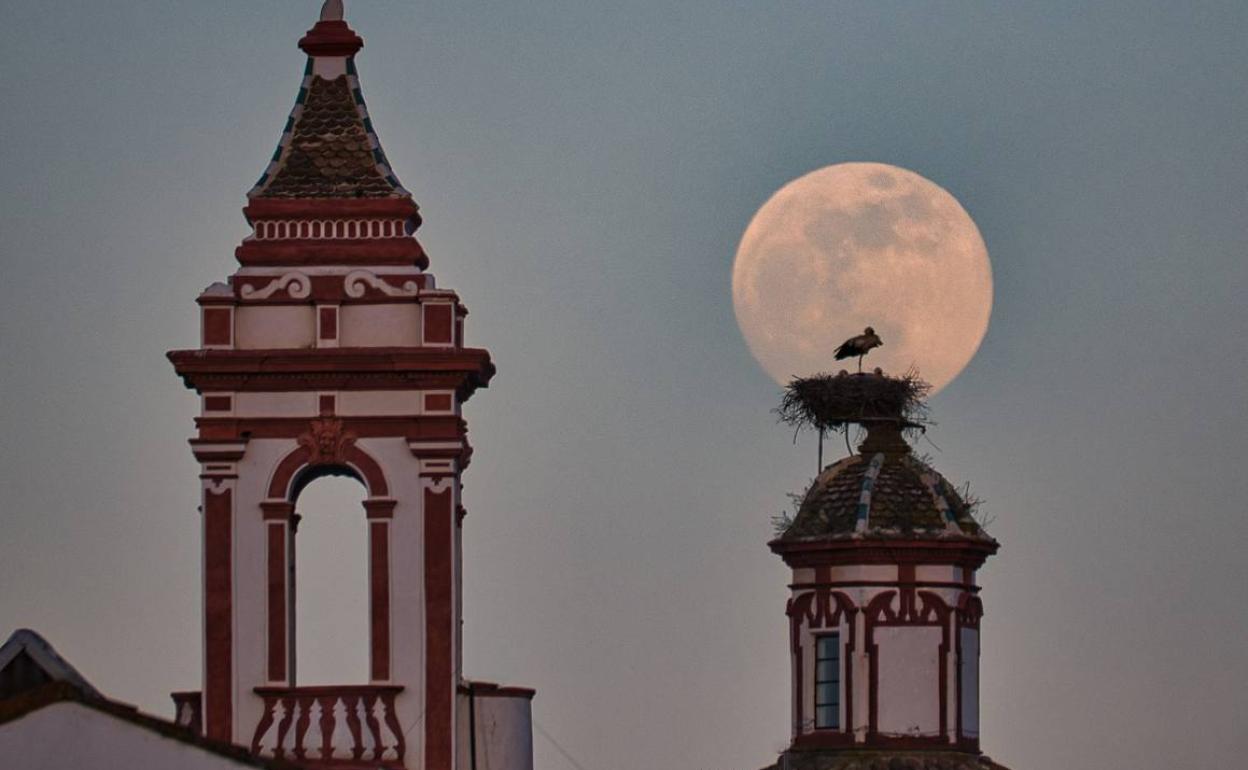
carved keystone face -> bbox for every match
[315,422,338,455]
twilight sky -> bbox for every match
[2,2,1247,769]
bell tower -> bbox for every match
[167,4,516,768]
[765,373,1012,770]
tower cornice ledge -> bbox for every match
[760,748,1012,770]
[770,536,999,570]
[168,347,495,397]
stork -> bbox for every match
[834,326,883,372]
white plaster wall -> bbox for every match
[456,695,534,770]
[0,703,259,770]
[915,565,960,583]
[356,436,432,766]
[828,565,895,583]
[235,306,315,349]
[340,304,421,347]
[338,390,424,416]
[233,392,318,417]
[959,628,979,737]
[230,438,296,744]
[313,56,348,79]
[874,626,943,736]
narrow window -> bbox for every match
[814,633,840,729]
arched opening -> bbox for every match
[290,471,370,685]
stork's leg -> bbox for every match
[857,354,864,373]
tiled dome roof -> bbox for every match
[777,426,990,542]
[250,70,409,200]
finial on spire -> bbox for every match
[300,0,362,57]
[320,0,344,22]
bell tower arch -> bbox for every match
[168,4,499,768]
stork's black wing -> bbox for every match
[834,338,861,360]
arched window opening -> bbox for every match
[291,473,370,685]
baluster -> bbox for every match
[385,692,406,761]
[343,694,364,760]
[255,698,284,757]
[279,699,302,758]
[357,695,378,759]
[330,697,353,759]
[303,698,324,759]
[373,696,399,760]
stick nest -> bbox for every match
[774,369,931,435]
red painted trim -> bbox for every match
[189,439,247,463]
[459,682,537,700]
[203,486,233,741]
[423,305,453,344]
[253,685,404,697]
[169,347,495,398]
[169,691,203,735]
[791,732,857,749]
[202,309,232,347]
[424,484,454,769]
[955,612,963,742]
[197,415,463,442]
[345,445,389,497]
[267,447,312,500]
[261,500,295,521]
[771,538,998,569]
[318,394,336,415]
[786,593,812,734]
[298,20,364,57]
[265,443,389,500]
[244,198,419,221]
[267,523,287,683]
[370,520,390,681]
[938,617,949,737]
[318,307,337,341]
[790,580,980,595]
[183,372,485,396]
[204,395,233,412]
[236,238,428,270]
[845,606,856,736]
[364,499,397,519]
[424,393,452,412]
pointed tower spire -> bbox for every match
[241,0,425,268]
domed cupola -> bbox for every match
[780,427,991,542]
[764,372,1010,770]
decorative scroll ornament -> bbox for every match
[298,417,358,466]
[344,269,420,298]
[240,272,312,300]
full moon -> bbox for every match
[732,162,992,393]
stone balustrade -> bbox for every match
[251,685,404,767]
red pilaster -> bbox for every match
[424,483,455,768]
[204,485,233,741]
[365,498,396,683]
